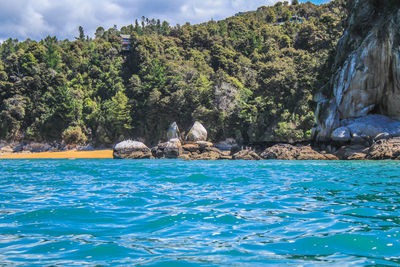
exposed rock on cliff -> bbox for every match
[315,0,400,141]
[113,140,152,159]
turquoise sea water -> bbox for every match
[1,160,400,266]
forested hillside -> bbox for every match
[0,0,347,146]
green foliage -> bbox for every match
[0,0,347,144]
[62,125,87,145]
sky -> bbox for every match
[0,0,331,41]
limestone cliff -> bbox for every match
[315,0,400,142]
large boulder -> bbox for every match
[186,121,207,142]
[113,140,152,159]
[152,138,182,158]
[367,138,400,160]
[327,115,400,144]
[261,144,338,160]
[164,138,182,158]
[167,122,180,140]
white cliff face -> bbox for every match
[315,3,400,141]
[334,29,400,120]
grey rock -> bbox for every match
[374,132,391,141]
[186,121,207,141]
[153,138,182,158]
[113,140,152,159]
[215,138,237,151]
[24,142,52,152]
[331,127,351,142]
[167,122,180,141]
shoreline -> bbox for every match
[1,137,400,160]
[0,150,399,160]
[0,150,113,159]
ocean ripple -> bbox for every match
[0,159,400,265]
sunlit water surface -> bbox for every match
[0,159,400,266]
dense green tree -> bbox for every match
[0,0,348,145]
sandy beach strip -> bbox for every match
[0,150,113,159]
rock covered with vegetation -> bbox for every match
[0,0,347,147]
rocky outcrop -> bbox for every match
[186,121,207,142]
[180,141,230,160]
[232,150,262,160]
[167,122,180,140]
[315,1,400,142]
[24,142,53,153]
[152,138,182,159]
[261,144,338,160]
[113,140,152,159]
[367,138,400,160]
[335,145,368,160]
[152,140,231,160]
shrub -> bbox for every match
[62,126,87,145]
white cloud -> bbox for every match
[0,0,300,40]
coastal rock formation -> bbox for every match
[152,138,182,158]
[261,144,338,160]
[24,142,53,153]
[0,145,14,154]
[232,150,262,160]
[367,138,400,160]
[315,1,400,142]
[113,140,152,159]
[180,141,229,160]
[335,145,368,160]
[152,139,230,160]
[167,122,180,140]
[215,138,237,151]
[186,121,207,142]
